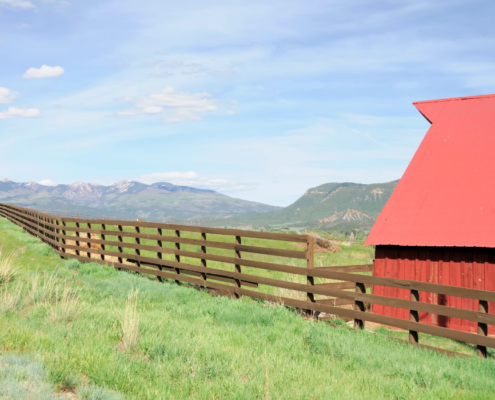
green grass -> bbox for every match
[1,216,495,399]
[60,221,374,300]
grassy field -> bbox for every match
[1,216,495,399]
[60,221,375,300]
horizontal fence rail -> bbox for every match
[1,203,494,358]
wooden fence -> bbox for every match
[1,203,495,358]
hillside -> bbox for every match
[186,180,399,231]
[0,179,280,221]
[0,216,493,398]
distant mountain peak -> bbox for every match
[111,180,136,193]
[0,178,279,221]
[1,178,11,182]
[189,180,399,230]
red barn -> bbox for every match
[365,94,495,333]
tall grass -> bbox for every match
[119,288,140,351]
[0,250,17,286]
[0,282,24,313]
[50,285,84,324]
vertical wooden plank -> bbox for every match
[36,213,40,236]
[100,224,106,262]
[48,218,54,247]
[477,300,488,358]
[156,228,163,282]
[135,226,141,268]
[486,250,495,336]
[61,221,67,256]
[117,225,124,268]
[51,218,56,244]
[75,222,81,256]
[234,235,241,299]
[354,282,366,329]
[86,223,92,259]
[409,289,420,343]
[55,220,61,251]
[306,235,315,316]
[175,230,181,285]
[39,213,43,239]
[201,233,208,289]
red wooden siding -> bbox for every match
[373,245,495,333]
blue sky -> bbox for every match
[1,0,494,206]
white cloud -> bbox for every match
[116,87,218,123]
[37,179,59,186]
[0,106,40,119]
[0,0,34,8]
[0,87,19,104]
[142,106,163,114]
[22,65,64,79]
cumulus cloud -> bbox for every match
[0,106,40,119]
[0,0,34,8]
[134,171,248,192]
[22,65,64,79]
[116,87,218,123]
[0,87,20,104]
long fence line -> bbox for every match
[1,203,495,358]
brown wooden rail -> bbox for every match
[1,203,495,358]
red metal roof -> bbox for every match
[365,94,495,247]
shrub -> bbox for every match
[65,258,81,270]
[0,354,68,399]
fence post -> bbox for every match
[100,224,106,262]
[75,222,81,256]
[135,226,141,268]
[117,225,123,268]
[49,218,54,247]
[174,230,181,285]
[477,300,488,358]
[354,282,366,329]
[306,235,315,316]
[201,233,208,289]
[55,220,61,252]
[86,223,92,258]
[36,213,41,237]
[44,216,49,242]
[234,235,242,298]
[51,218,56,245]
[409,289,420,343]
[156,228,163,282]
[61,221,67,257]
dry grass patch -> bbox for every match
[118,289,140,351]
[0,251,18,286]
[0,283,23,313]
[276,275,307,302]
[50,286,84,324]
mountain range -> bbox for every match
[0,179,280,220]
[0,178,399,231]
[183,180,399,231]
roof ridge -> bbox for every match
[413,93,495,105]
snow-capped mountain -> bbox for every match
[0,179,280,221]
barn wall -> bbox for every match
[373,245,495,333]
